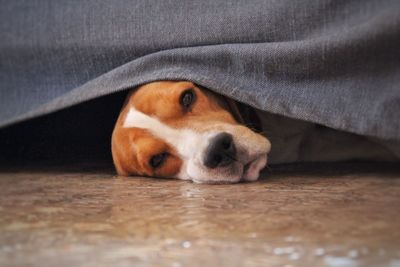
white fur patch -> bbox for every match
[123,108,212,180]
[123,108,187,153]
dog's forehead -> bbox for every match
[122,82,232,143]
[123,107,181,147]
[123,105,209,164]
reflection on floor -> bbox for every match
[0,163,399,267]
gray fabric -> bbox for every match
[1,0,400,142]
[257,110,400,164]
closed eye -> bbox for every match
[149,152,169,169]
[179,89,196,112]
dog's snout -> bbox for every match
[203,132,236,169]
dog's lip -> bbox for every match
[239,152,264,167]
[240,153,268,181]
[242,161,252,175]
[240,165,251,182]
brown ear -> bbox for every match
[222,97,263,133]
[111,88,139,176]
[111,127,129,176]
[223,97,246,124]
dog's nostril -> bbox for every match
[203,133,236,169]
[222,139,231,150]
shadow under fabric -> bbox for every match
[0,0,400,164]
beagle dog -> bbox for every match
[112,81,271,184]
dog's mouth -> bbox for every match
[240,153,268,182]
[243,161,253,177]
[193,152,268,184]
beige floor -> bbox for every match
[0,162,399,267]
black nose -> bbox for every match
[203,133,236,169]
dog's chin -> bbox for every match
[188,153,268,184]
[189,162,243,184]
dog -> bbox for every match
[112,81,271,184]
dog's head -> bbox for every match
[112,81,270,184]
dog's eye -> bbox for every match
[149,152,169,169]
[179,89,196,111]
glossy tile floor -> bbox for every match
[0,163,399,267]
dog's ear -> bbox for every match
[111,128,130,176]
[223,97,263,134]
[223,97,246,124]
[111,89,138,176]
